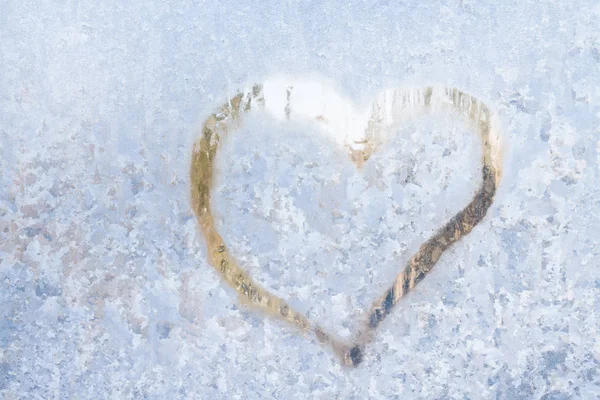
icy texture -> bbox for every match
[213,110,480,338]
[1,0,600,398]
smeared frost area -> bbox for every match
[1,0,600,398]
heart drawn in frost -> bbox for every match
[190,77,503,367]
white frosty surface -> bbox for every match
[1,0,600,399]
[213,110,480,338]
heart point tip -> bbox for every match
[344,345,364,367]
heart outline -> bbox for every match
[190,79,502,366]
